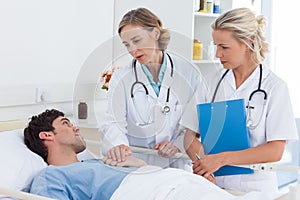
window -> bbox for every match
[262,1,300,117]
[261,0,300,188]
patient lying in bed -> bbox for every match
[24,109,270,200]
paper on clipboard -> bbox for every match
[197,98,254,176]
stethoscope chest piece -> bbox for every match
[161,105,171,114]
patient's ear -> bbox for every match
[39,131,54,141]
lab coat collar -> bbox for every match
[224,64,270,91]
[246,64,270,80]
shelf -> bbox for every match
[192,59,220,64]
[194,12,220,18]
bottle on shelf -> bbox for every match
[213,0,220,14]
[193,39,203,60]
[78,101,88,119]
[199,0,207,13]
[206,0,214,13]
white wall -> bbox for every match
[0,0,113,86]
[0,0,194,122]
[0,0,114,121]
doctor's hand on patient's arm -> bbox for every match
[107,144,132,162]
[154,140,179,158]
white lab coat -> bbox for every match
[99,53,209,170]
[180,65,298,195]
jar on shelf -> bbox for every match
[78,101,88,119]
[193,39,202,60]
[206,0,213,13]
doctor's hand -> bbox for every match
[154,140,180,158]
[107,144,132,162]
[192,154,223,184]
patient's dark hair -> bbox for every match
[24,109,64,162]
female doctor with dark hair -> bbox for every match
[182,8,298,195]
[99,8,208,169]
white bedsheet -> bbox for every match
[111,165,272,200]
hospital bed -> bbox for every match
[0,120,299,200]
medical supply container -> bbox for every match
[193,39,202,60]
[78,101,88,119]
[206,0,213,13]
[213,0,220,14]
[199,0,207,12]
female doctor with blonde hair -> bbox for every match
[99,8,208,169]
[182,7,298,195]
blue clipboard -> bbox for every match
[197,99,254,176]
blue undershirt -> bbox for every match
[141,52,167,96]
[30,159,136,200]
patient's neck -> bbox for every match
[47,148,79,166]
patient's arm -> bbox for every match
[102,156,147,167]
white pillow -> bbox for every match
[0,129,47,193]
[0,128,99,199]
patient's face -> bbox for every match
[52,116,86,154]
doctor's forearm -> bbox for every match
[220,140,286,166]
[184,129,204,161]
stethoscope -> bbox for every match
[212,64,267,129]
[130,52,174,116]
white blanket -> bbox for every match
[111,166,271,200]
